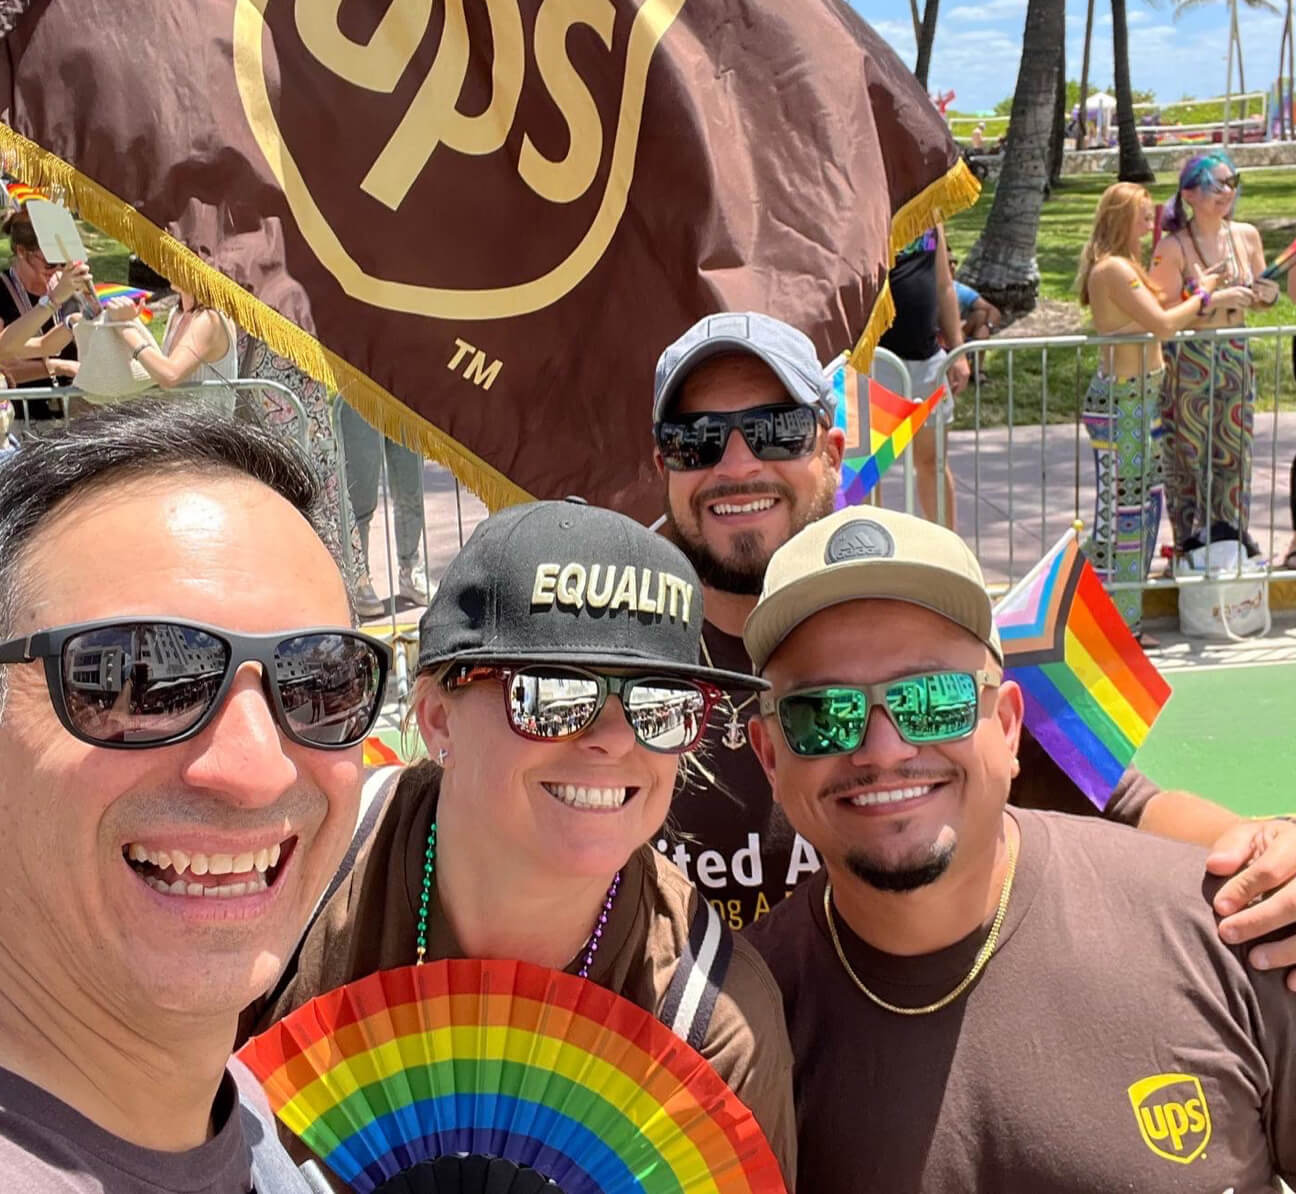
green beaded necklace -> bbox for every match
[413,820,622,975]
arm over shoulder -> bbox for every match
[694,932,798,1189]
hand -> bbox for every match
[1251,278,1279,306]
[946,353,970,397]
[48,359,78,380]
[1187,263,1221,296]
[1211,285,1255,310]
[1208,817,1296,991]
[49,261,91,306]
[102,296,142,323]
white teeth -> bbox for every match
[847,784,936,808]
[128,843,149,863]
[186,882,204,897]
[254,848,270,873]
[125,842,286,879]
[208,854,234,876]
[269,842,281,868]
[232,852,255,874]
[155,850,171,871]
[169,849,190,874]
[544,783,629,810]
[711,498,776,516]
[141,872,268,898]
[190,852,209,876]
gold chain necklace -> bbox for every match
[700,632,760,750]
[823,834,1017,1016]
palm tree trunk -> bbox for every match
[1112,0,1155,181]
[1077,0,1096,149]
[1288,0,1294,139]
[909,0,922,45]
[1223,0,1236,143]
[914,0,941,89]
[1048,39,1067,185]
[957,0,1066,316]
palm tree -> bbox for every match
[957,0,1066,315]
[1112,0,1155,181]
[914,0,941,88]
[1048,44,1067,185]
[1076,0,1097,148]
[1173,0,1279,143]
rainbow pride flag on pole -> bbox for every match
[93,283,154,323]
[994,530,1172,809]
[2,180,46,208]
[829,358,944,508]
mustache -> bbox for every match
[106,787,325,838]
[818,769,958,801]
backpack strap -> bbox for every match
[660,898,734,1052]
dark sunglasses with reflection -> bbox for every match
[0,618,391,749]
[442,662,723,753]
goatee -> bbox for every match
[845,840,955,893]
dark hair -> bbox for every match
[2,211,39,254]
[0,401,348,704]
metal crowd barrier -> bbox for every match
[3,378,312,452]
[934,324,1296,600]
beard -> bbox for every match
[664,457,839,596]
[845,838,955,892]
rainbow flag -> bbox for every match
[1261,236,1296,280]
[994,531,1172,808]
[361,735,399,768]
[830,359,944,508]
[2,180,46,207]
[93,282,154,324]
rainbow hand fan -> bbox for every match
[239,960,786,1194]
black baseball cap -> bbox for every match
[417,500,764,691]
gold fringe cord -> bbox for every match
[848,157,982,373]
[0,124,532,511]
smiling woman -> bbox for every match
[256,498,798,1187]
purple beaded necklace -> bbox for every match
[415,820,622,977]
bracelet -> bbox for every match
[1198,288,1212,313]
[131,342,149,361]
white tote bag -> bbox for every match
[1176,539,1271,640]
[72,315,155,401]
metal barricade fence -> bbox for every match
[934,324,1296,603]
[2,378,312,453]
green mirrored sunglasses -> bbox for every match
[759,669,1001,756]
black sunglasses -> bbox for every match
[654,402,821,471]
[0,618,391,750]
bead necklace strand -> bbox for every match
[415,820,621,978]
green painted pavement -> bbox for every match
[1134,664,1296,818]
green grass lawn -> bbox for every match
[943,169,1296,428]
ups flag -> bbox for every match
[0,1,977,519]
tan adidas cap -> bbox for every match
[743,506,1002,670]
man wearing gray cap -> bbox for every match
[649,311,1296,962]
[742,506,1296,1191]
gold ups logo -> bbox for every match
[1128,1073,1212,1164]
[233,0,684,320]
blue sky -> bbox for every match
[849,0,1288,116]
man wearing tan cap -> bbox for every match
[743,507,1296,1191]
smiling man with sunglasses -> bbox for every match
[743,506,1296,1191]
[0,402,387,1191]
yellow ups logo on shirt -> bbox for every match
[1128,1073,1212,1164]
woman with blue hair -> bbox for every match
[1150,152,1279,557]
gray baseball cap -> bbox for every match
[652,312,836,425]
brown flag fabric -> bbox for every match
[0,1,976,520]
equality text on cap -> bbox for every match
[531,562,695,624]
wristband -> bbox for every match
[131,342,149,361]
[1198,288,1212,313]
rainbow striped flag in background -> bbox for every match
[993,530,1172,809]
[829,358,944,508]
[2,179,46,207]
[93,282,154,323]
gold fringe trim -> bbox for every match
[848,157,982,373]
[0,124,531,512]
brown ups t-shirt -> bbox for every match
[745,808,1296,1193]
[662,622,1157,931]
[257,762,797,1187]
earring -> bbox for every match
[1010,755,1020,777]
[436,748,448,767]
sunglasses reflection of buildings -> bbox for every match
[512,681,700,744]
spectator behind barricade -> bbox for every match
[970,123,985,151]
[0,398,16,462]
[877,223,969,528]
[1075,183,1220,640]
[337,404,434,617]
[0,209,82,392]
[947,253,1000,359]
[97,289,239,415]
[1149,152,1278,560]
